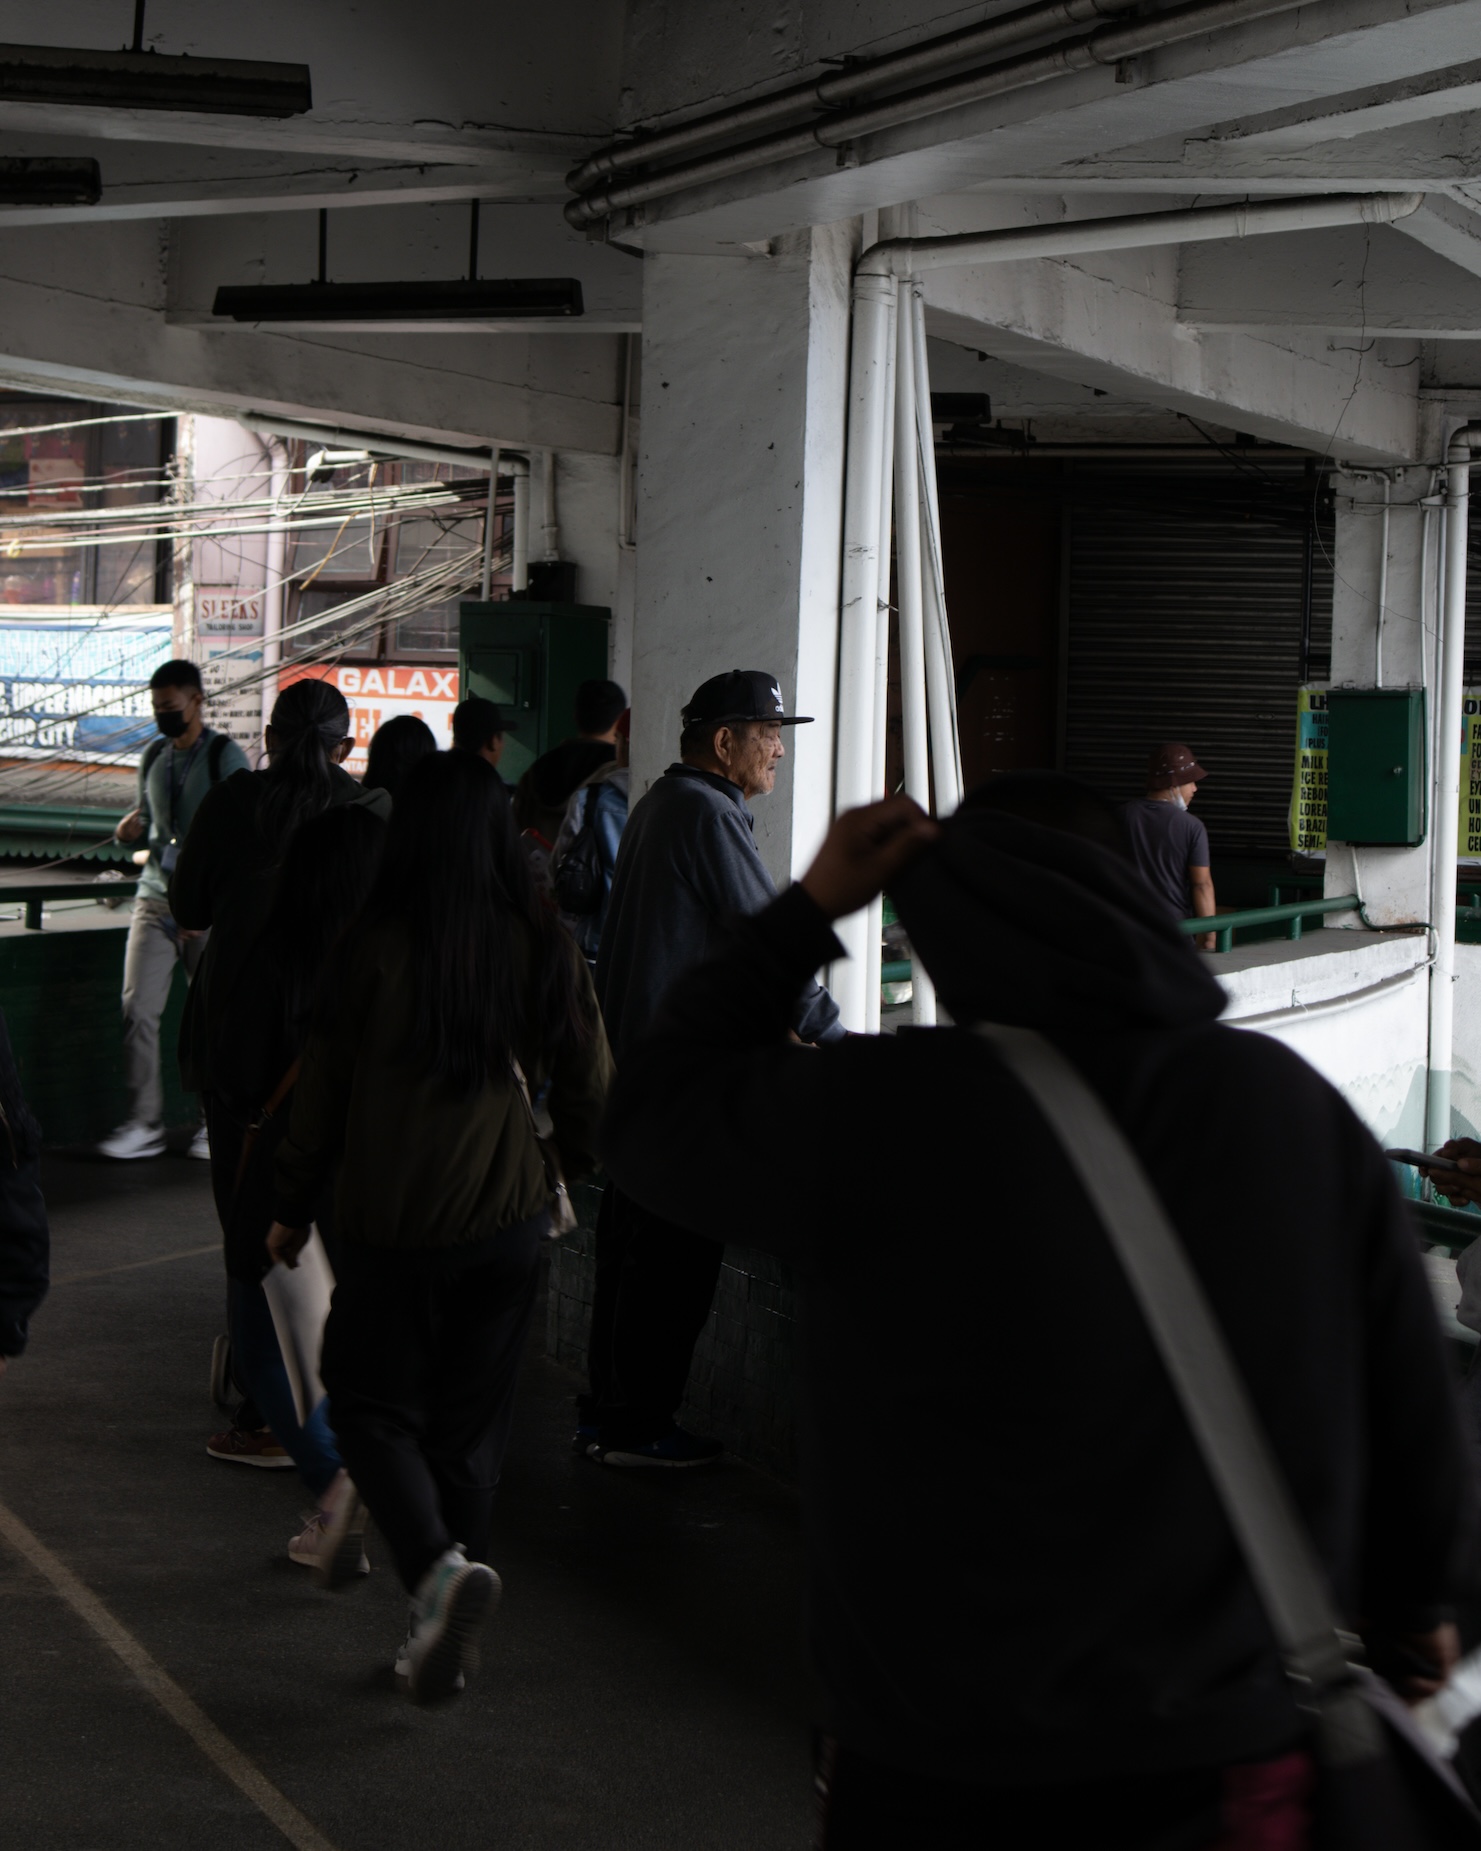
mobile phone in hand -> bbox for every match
[1385,1147,1461,1173]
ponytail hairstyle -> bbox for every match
[259,678,352,846]
[363,749,588,1091]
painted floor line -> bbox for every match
[0,1496,340,1851]
[50,1243,218,1285]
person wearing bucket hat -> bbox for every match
[1119,742,1217,949]
[579,669,843,1469]
[601,779,1473,1845]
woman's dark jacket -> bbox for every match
[169,766,390,1097]
[273,916,612,1250]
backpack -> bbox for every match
[141,730,232,789]
[552,786,605,918]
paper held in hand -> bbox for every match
[262,1230,335,1429]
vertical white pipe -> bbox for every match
[893,281,937,1026]
[512,467,531,594]
[832,269,897,1030]
[478,444,502,602]
[259,436,288,746]
[910,288,962,813]
[864,289,897,1036]
[1374,474,1390,687]
[541,449,560,560]
[1429,433,1477,1148]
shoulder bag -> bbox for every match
[976,1021,1481,1850]
[511,1059,578,1239]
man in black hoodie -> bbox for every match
[601,774,1474,1846]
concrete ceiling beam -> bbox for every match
[918,246,1419,462]
[1393,194,1481,281]
[624,0,1481,250]
[0,221,623,454]
[1179,221,1481,336]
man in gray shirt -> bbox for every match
[583,669,843,1467]
[99,659,249,1160]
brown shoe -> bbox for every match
[206,1425,294,1468]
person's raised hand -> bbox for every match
[800,796,940,923]
[1432,1139,1481,1209]
[267,1221,310,1270]
[115,809,145,844]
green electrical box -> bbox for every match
[458,600,611,787]
[1325,687,1427,846]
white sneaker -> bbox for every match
[96,1121,166,1161]
[187,1123,210,1161]
[394,1628,463,1693]
[400,1548,500,1702]
[287,1472,370,1584]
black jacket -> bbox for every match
[601,812,1475,1785]
[170,765,390,1095]
[0,1012,47,1358]
[595,763,842,1063]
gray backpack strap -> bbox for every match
[973,1021,1354,1698]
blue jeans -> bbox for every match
[227,1276,342,1501]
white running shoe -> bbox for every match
[187,1123,210,1160]
[288,1472,370,1584]
[401,1548,500,1702]
[96,1121,167,1161]
[394,1629,463,1693]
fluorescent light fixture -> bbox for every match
[211,278,585,323]
[0,43,311,117]
[0,157,100,205]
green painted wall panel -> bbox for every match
[0,924,195,1146]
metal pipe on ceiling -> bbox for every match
[237,413,528,478]
[566,0,1141,193]
[566,0,1313,227]
[859,191,1424,277]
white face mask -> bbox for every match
[1167,789,1187,811]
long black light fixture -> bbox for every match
[0,157,101,205]
[212,204,585,323]
[0,3,310,118]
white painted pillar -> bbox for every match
[631,223,856,896]
[259,436,289,741]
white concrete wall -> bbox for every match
[1216,934,1430,1146]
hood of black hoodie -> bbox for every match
[890,808,1227,1034]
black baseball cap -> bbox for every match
[680,669,813,727]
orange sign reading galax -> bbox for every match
[279,662,459,776]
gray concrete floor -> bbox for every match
[0,1157,815,1851]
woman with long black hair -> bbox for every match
[171,679,390,1476]
[268,750,611,1701]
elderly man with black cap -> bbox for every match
[1120,741,1217,949]
[581,668,844,1468]
[601,777,1474,1845]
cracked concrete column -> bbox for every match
[629,222,856,888]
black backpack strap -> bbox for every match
[206,731,229,786]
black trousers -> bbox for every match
[584,1183,724,1446]
[814,1738,1229,1851]
[320,1217,545,1593]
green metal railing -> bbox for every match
[0,876,139,930]
[1175,895,1361,954]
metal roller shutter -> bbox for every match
[1063,466,1332,855]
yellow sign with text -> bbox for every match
[1290,686,1328,854]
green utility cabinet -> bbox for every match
[1326,687,1427,846]
[458,600,611,786]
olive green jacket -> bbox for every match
[273,916,612,1249]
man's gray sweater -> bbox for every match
[595,762,843,1064]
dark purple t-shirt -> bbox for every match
[1118,798,1210,920]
